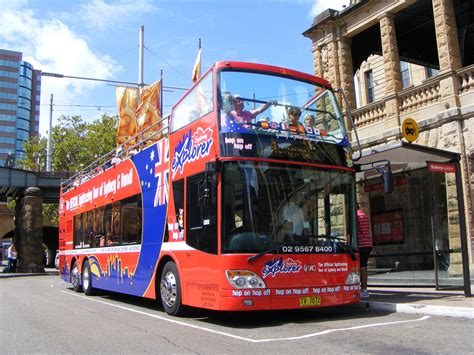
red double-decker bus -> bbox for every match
[58,61,360,316]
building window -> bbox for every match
[365,70,375,104]
[400,61,410,88]
[426,67,439,78]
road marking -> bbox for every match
[60,290,430,343]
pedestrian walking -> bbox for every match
[356,203,372,298]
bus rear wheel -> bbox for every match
[71,261,82,293]
[160,261,184,316]
[82,260,96,296]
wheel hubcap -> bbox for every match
[71,264,79,287]
[160,271,177,307]
[83,266,90,290]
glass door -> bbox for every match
[428,162,464,289]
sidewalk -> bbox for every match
[357,287,474,319]
[1,267,473,319]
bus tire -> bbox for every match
[160,261,184,316]
[82,260,96,296]
[71,261,82,293]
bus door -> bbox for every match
[181,170,219,307]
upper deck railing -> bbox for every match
[61,114,170,192]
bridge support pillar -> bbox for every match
[16,187,44,273]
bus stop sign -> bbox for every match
[402,118,419,142]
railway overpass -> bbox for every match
[0,167,71,272]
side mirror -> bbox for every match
[382,170,393,194]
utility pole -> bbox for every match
[46,93,53,171]
[139,25,145,88]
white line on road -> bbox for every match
[60,290,430,343]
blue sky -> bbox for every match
[0,0,347,136]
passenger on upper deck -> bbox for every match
[303,114,315,130]
[230,95,276,124]
[111,147,122,165]
[285,106,305,134]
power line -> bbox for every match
[40,104,116,108]
[144,46,189,82]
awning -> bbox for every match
[354,141,460,180]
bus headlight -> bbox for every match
[226,270,266,289]
[344,270,360,285]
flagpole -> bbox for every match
[160,69,163,118]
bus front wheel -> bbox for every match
[160,261,184,316]
[71,261,82,293]
[82,260,96,296]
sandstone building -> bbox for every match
[304,0,473,289]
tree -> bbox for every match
[19,114,118,173]
[17,114,118,229]
[17,136,47,171]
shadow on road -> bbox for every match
[66,286,393,329]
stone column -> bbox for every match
[312,44,323,79]
[338,36,356,130]
[327,39,341,90]
[16,187,44,273]
[433,0,472,262]
[433,0,461,72]
[379,12,402,131]
[432,0,462,109]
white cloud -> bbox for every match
[310,0,350,18]
[0,3,122,135]
[79,0,160,31]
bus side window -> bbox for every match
[169,179,185,242]
[186,172,217,254]
[120,195,142,244]
[73,214,83,248]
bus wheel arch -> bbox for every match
[158,259,185,316]
[70,258,82,293]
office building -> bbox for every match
[0,49,41,167]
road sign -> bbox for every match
[402,118,419,142]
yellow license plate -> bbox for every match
[299,296,321,307]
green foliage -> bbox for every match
[17,136,47,171]
[43,204,59,226]
[20,114,118,173]
[6,198,16,211]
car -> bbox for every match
[55,250,59,269]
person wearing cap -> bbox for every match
[230,95,276,124]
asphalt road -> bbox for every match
[1,275,473,354]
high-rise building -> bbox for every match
[0,49,41,167]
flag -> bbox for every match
[136,80,163,144]
[192,48,201,83]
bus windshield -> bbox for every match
[219,69,346,143]
[222,161,354,254]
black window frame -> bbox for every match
[186,172,218,254]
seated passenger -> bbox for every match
[230,95,276,124]
[285,106,305,134]
[303,113,316,133]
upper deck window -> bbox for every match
[171,72,213,133]
[219,70,346,143]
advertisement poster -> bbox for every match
[371,210,404,245]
